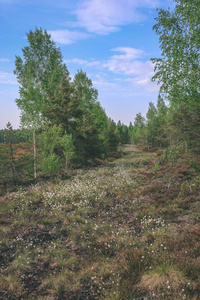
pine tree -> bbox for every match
[43,72,82,134]
[133,113,146,145]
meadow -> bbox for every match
[0,145,199,299]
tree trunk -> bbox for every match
[66,157,68,169]
[9,142,16,184]
[184,140,188,153]
[33,128,37,178]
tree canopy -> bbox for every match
[151,0,200,107]
[14,27,67,129]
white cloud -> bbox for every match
[65,58,101,67]
[87,61,101,67]
[104,47,149,75]
[104,47,152,74]
[48,29,89,44]
[0,58,10,62]
[126,76,159,92]
[73,0,159,34]
[65,58,88,65]
[0,72,17,84]
[111,47,144,60]
[105,58,154,76]
[103,47,159,91]
[93,74,119,90]
[64,47,159,92]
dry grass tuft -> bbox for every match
[139,264,186,291]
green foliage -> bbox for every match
[128,94,168,149]
[161,149,168,163]
[161,147,179,166]
[132,113,146,145]
[73,69,98,107]
[167,104,200,153]
[116,121,130,144]
[0,130,4,143]
[189,161,200,172]
[0,122,17,185]
[167,148,179,166]
[107,119,120,153]
[38,125,64,176]
[14,28,68,177]
[0,129,30,144]
[151,0,200,155]
[41,153,62,175]
[153,161,161,172]
[61,134,74,160]
[61,134,75,170]
[42,72,81,133]
[39,125,62,156]
[38,125,76,176]
[145,95,169,148]
[146,102,158,147]
[14,27,67,118]
[152,0,200,106]
[194,176,200,189]
[71,70,111,164]
[0,123,34,190]
[179,181,191,198]
[15,151,34,183]
[10,27,122,181]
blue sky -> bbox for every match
[0,0,174,129]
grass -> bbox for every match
[139,262,186,289]
[0,145,199,299]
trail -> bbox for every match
[0,145,199,299]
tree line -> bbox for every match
[130,0,200,161]
[0,118,130,187]
[1,0,199,188]
[0,27,131,187]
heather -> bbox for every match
[0,145,199,299]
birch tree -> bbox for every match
[14,28,67,178]
[152,0,200,152]
[151,0,200,107]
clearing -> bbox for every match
[0,145,199,299]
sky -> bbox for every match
[0,0,174,129]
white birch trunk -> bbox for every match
[33,128,37,178]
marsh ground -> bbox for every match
[0,145,199,299]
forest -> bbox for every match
[0,0,200,299]
[0,26,132,189]
[1,0,200,190]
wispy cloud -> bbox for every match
[92,74,120,90]
[65,58,88,65]
[65,58,101,67]
[0,72,17,84]
[73,0,159,34]
[48,29,89,44]
[103,47,159,91]
[0,58,10,62]
[111,47,144,60]
[103,47,147,74]
[64,47,159,91]
[126,76,159,92]
[63,46,159,91]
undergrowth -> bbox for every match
[0,145,199,299]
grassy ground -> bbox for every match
[0,145,199,299]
